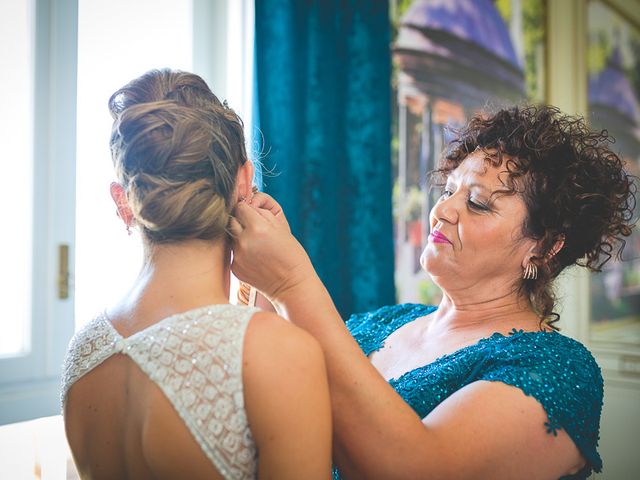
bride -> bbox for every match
[61,69,332,479]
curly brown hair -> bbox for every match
[434,105,636,329]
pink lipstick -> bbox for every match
[429,230,452,245]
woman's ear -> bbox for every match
[521,234,565,269]
[235,160,256,202]
[521,240,539,270]
[547,235,565,259]
[110,182,134,228]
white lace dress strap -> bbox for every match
[61,313,120,406]
[61,304,260,480]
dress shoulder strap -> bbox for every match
[123,304,260,479]
[61,313,119,407]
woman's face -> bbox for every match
[421,152,536,294]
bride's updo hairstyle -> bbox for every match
[108,69,248,243]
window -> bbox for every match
[0,0,77,425]
[0,0,254,426]
[390,0,546,305]
[75,0,194,327]
[0,0,34,359]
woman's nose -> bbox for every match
[430,194,459,225]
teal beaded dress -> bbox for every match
[341,303,603,479]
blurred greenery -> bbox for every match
[419,278,443,306]
[587,31,611,75]
[496,0,546,102]
[522,0,545,101]
[495,0,511,20]
[628,36,640,101]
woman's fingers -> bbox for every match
[251,192,282,216]
[233,200,271,229]
[249,192,291,231]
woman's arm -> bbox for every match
[243,311,333,479]
[232,200,437,476]
[231,198,585,479]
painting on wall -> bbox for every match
[587,0,640,346]
[391,0,546,304]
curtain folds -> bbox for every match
[254,0,395,317]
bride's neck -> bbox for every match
[120,238,232,317]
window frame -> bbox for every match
[0,0,254,426]
[0,0,78,425]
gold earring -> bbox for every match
[523,261,538,280]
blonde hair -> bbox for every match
[108,69,247,243]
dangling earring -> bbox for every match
[119,208,134,236]
[523,261,538,280]
[249,185,259,203]
[239,185,260,204]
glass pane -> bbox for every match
[75,0,192,329]
[390,0,546,304]
[587,1,640,346]
[0,0,33,357]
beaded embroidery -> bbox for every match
[61,304,260,480]
[346,304,604,480]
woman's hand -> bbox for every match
[229,193,317,301]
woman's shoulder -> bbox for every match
[346,303,437,356]
[489,330,602,379]
[482,329,604,395]
[478,330,604,473]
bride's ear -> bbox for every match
[235,160,255,202]
[110,182,134,228]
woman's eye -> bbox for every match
[441,189,453,198]
[468,199,489,211]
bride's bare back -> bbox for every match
[65,345,224,479]
[64,304,331,480]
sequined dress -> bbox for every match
[344,303,603,480]
[61,304,260,480]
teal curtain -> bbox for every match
[254,0,395,317]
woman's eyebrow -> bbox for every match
[466,182,492,193]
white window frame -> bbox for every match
[0,0,78,425]
[0,0,254,426]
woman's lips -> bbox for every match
[429,230,452,245]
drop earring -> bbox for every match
[523,261,538,280]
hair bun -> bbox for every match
[109,69,248,243]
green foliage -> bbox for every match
[390,0,416,40]
[627,35,640,102]
[495,0,511,23]
[587,31,611,75]
[522,0,545,102]
[392,184,424,222]
[396,0,414,19]
[418,278,442,306]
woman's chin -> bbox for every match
[420,247,450,274]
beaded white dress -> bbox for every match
[61,304,260,479]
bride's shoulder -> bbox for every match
[243,310,325,371]
[241,310,329,439]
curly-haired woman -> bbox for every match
[231,105,636,479]
[61,69,332,479]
